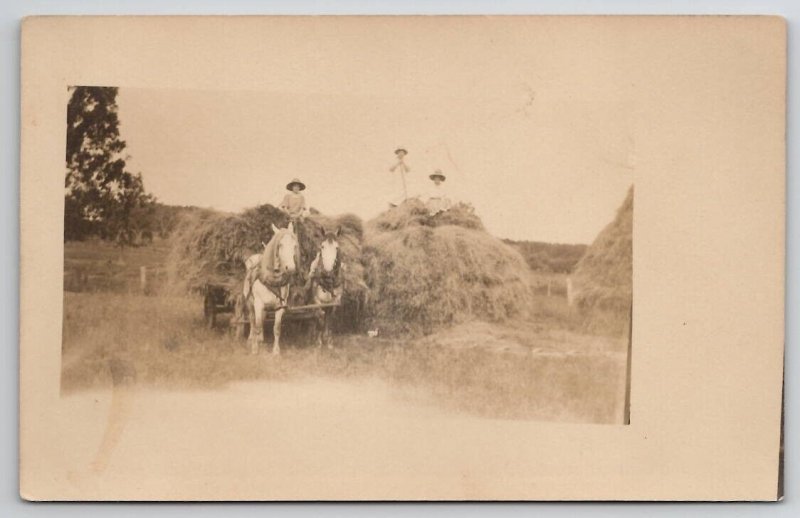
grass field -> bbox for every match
[63,239,172,293]
[62,291,628,424]
[61,241,630,424]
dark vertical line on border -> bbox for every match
[777,370,784,500]
[623,302,633,425]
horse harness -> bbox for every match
[311,248,343,296]
[245,231,298,307]
[258,270,291,307]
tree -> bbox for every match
[104,172,156,253]
[64,86,153,243]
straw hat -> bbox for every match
[286,178,306,191]
[394,147,408,156]
[429,170,446,182]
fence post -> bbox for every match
[140,266,147,294]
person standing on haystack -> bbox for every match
[388,147,410,208]
[426,169,451,215]
[280,178,308,221]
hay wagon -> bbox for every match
[201,282,340,338]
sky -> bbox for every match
[114,21,634,244]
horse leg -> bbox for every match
[272,307,285,355]
[246,298,255,347]
[314,308,325,348]
[324,304,340,349]
[323,308,334,349]
[250,301,264,355]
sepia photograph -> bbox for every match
[60,82,633,431]
[19,15,785,501]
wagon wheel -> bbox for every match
[203,291,216,329]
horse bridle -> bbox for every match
[272,231,299,281]
[314,243,341,295]
[253,231,296,308]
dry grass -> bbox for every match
[165,204,289,293]
[572,186,633,312]
[363,201,534,335]
[392,323,625,422]
[61,291,627,424]
[570,186,633,336]
[368,198,484,232]
[165,204,365,295]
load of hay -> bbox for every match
[166,204,367,329]
[571,186,633,313]
[363,198,533,335]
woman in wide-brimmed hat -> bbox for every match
[429,170,446,182]
[280,178,308,220]
[426,169,451,215]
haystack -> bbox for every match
[571,186,633,312]
[369,198,484,232]
[167,204,295,293]
[363,199,533,335]
[166,205,367,327]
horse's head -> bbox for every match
[319,227,341,273]
[269,222,299,274]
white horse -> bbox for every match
[243,222,299,355]
[306,228,344,348]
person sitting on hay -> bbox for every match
[425,170,451,215]
[280,178,308,221]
